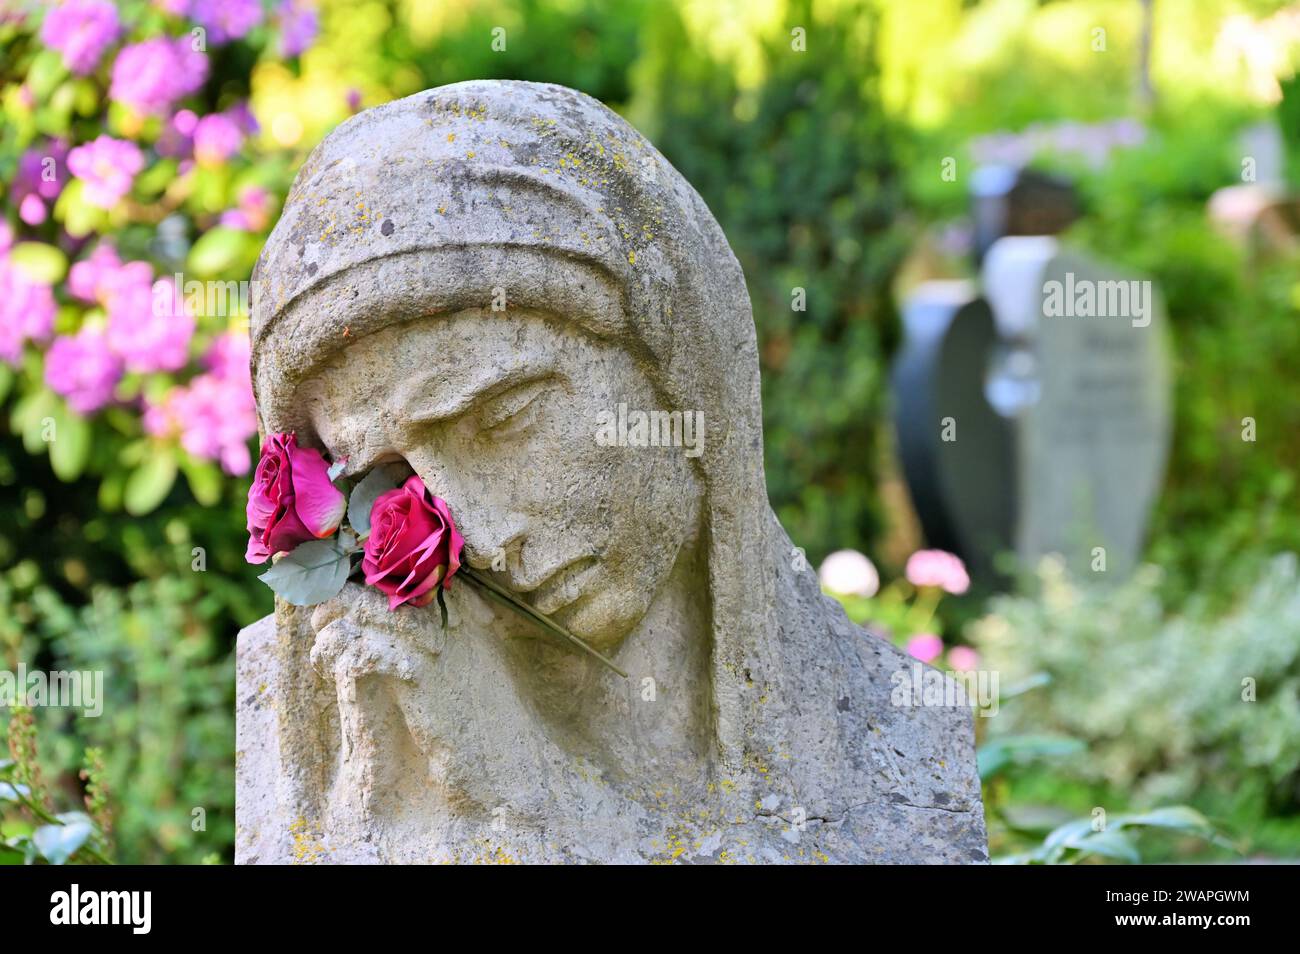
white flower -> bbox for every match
[818,549,879,598]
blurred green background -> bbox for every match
[2,0,1299,863]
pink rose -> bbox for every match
[362,476,464,610]
[245,432,346,564]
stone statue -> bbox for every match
[236,80,987,864]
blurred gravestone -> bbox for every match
[891,281,1016,583]
[892,243,1172,582]
[982,237,1172,578]
[970,165,1080,265]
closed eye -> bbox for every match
[476,378,554,437]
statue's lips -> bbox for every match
[523,557,600,617]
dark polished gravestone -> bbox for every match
[970,165,1080,265]
[892,240,1172,583]
[891,281,1016,583]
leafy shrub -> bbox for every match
[1,570,234,864]
[971,553,1300,853]
[633,0,910,557]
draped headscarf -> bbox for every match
[252,80,779,773]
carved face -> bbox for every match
[303,307,703,652]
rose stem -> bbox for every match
[460,567,628,678]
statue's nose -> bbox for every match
[460,524,527,580]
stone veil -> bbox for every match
[236,79,986,864]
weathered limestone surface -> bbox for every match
[236,80,986,864]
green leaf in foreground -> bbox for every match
[258,538,352,606]
[347,468,398,537]
[32,813,94,865]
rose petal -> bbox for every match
[288,439,346,537]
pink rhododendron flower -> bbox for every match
[244,432,346,563]
[0,261,57,364]
[109,37,208,115]
[905,549,970,595]
[12,141,69,208]
[105,276,195,373]
[219,185,274,231]
[192,112,244,166]
[905,633,944,664]
[40,0,121,75]
[947,646,980,672]
[68,243,144,304]
[144,371,256,474]
[277,0,319,57]
[190,0,264,44]
[157,109,199,158]
[45,326,123,414]
[19,194,47,225]
[144,332,256,475]
[363,476,465,610]
[202,328,252,382]
[67,135,144,208]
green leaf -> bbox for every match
[97,469,125,512]
[1112,806,1214,834]
[180,457,223,507]
[0,781,31,802]
[348,468,398,537]
[135,159,179,200]
[13,388,57,455]
[187,227,247,277]
[48,402,91,482]
[54,180,102,238]
[26,49,66,99]
[1070,829,1140,864]
[977,734,1086,780]
[32,813,93,865]
[124,450,178,515]
[8,242,67,284]
[258,539,351,606]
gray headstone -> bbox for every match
[982,237,1172,577]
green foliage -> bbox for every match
[633,0,910,556]
[972,553,1300,858]
[1,572,236,864]
[3,709,112,865]
[998,806,1230,866]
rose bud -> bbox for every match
[362,475,464,610]
[245,432,346,564]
